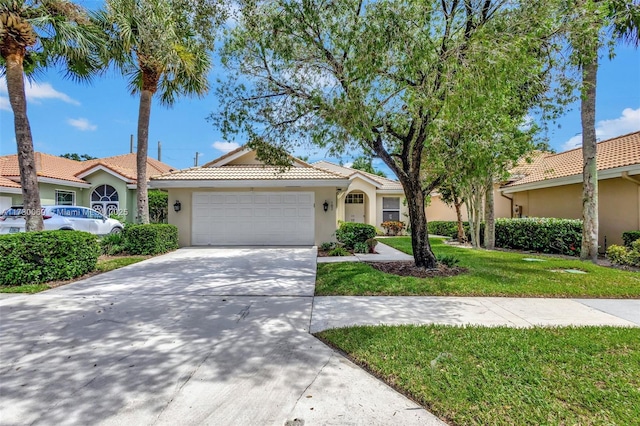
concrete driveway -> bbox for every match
[0,248,441,426]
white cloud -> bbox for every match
[0,77,80,106]
[343,162,353,168]
[67,117,97,131]
[561,107,640,151]
[212,141,240,153]
[0,96,10,111]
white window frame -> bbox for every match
[345,193,364,204]
[382,197,400,221]
[55,189,76,206]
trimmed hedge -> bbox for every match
[0,231,100,286]
[124,224,178,255]
[427,220,484,242]
[427,218,582,255]
[495,217,582,256]
[335,222,376,249]
[622,231,640,248]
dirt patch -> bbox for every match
[368,261,467,278]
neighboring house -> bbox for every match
[312,161,409,227]
[0,152,175,222]
[150,147,351,246]
[501,131,640,248]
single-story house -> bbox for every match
[0,152,175,222]
[150,147,351,246]
[501,131,640,247]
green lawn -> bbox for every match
[318,325,640,426]
[0,256,147,294]
[315,237,640,297]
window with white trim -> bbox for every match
[382,197,400,221]
[55,190,75,206]
[345,193,364,204]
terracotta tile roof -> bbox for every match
[0,152,88,183]
[152,164,347,181]
[505,131,640,187]
[0,175,21,189]
[313,160,404,190]
[0,152,175,185]
[80,153,174,180]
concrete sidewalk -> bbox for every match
[310,296,640,333]
[317,242,413,263]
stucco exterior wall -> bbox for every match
[375,194,408,228]
[167,187,341,247]
[81,170,134,221]
[510,178,639,247]
[339,178,378,227]
[426,195,468,222]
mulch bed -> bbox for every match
[368,261,467,278]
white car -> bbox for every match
[0,205,124,235]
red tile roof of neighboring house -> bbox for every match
[505,131,640,187]
[0,152,175,186]
[0,175,21,189]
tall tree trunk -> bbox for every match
[2,44,43,231]
[484,179,495,250]
[580,57,598,262]
[136,88,153,224]
[403,182,437,269]
[454,200,467,243]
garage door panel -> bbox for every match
[192,191,315,246]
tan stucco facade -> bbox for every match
[334,176,408,230]
[167,186,341,247]
[509,177,640,247]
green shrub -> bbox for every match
[148,190,168,224]
[0,231,100,286]
[427,221,484,243]
[436,254,460,268]
[606,245,628,265]
[494,218,582,256]
[319,241,336,251]
[427,221,459,238]
[124,224,178,255]
[365,238,378,252]
[622,231,640,248]
[335,222,376,249]
[353,242,369,253]
[100,232,126,256]
[328,246,350,256]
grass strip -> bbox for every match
[318,325,640,426]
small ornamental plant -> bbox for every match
[381,220,405,236]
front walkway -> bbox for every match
[311,296,640,332]
[317,242,413,263]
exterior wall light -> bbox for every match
[323,201,329,212]
[173,200,182,212]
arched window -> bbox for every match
[91,185,119,216]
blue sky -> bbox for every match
[0,39,638,178]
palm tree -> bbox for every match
[95,0,223,224]
[567,0,639,262]
[0,0,101,231]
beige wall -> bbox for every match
[167,187,341,247]
[338,177,378,227]
[510,177,640,247]
[426,185,513,223]
[375,193,408,228]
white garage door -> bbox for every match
[192,192,315,246]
